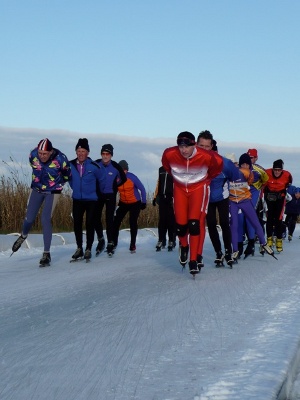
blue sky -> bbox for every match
[1,0,300,146]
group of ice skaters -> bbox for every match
[11,137,147,266]
[10,132,300,276]
[155,130,299,277]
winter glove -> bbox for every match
[140,203,147,210]
[152,198,156,206]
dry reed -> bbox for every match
[0,159,158,233]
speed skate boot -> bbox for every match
[232,251,240,263]
[276,238,283,253]
[167,241,175,251]
[267,236,273,247]
[12,234,27,253]
[95,237,105,256]
[224,251,234,268]
[156,241,163,251]
[72,247,83,260]
[189,260,199,275]
[262,243,277,259]
[244,239,255,259]
[179,245,189,267]
[259,245,265,256]
[106,242,115,257]
[84,248,92,261]
[237,242,243,259]
[39,252,51,267]
[129,243,136,253]
[288,234,293,242]
[197,254,204,269]
[214,251,224,267]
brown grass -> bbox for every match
[0,160,158,233]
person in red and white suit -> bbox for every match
[162,131,223,275]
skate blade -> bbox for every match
[215,261,224,267]
[70,257,83,262]
[190,270,200,278]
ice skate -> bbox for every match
[197,254,204,269]
[189,260,199,276]
[156,241,163,251]
[106,242,115,257]
[214,251,224,267]
[84,248,91,262]
[276,238,283,253]
[262,243,278,260]
[95,237,105,256]
[224,252,234,268]
[232,251,240,263]
[179,245,189,267]
[11,234,27,254]
[129,244,136,253]
[39,252,51,267]
[167,241,175,251]
[244,239,255,259]
[70,247,83,262]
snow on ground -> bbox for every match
[1,227,300,400]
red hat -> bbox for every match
[247,148,257,157]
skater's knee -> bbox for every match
[176,223,188,237]
[188,219,200,236]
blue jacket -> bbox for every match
[286,186,300,215]
[30,147,71,193]
[209,156,240,203]
[95,159,127,194]
[69,157,106,201]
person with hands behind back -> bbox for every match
[153,166,176,252]
[264,159,293,252]
[162,131,223,276]
[112,160,147,253]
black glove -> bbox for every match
[140,203,147,210]
[152,198,156,206]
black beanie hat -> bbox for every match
[119,160,129,171]
[38,138,53,151]
[239,153,252,168]
[177,131,196,146]
[273,159,284,169]
[101,144,114,156]
[75,138,90,152]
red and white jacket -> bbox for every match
[162,146,223,192]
